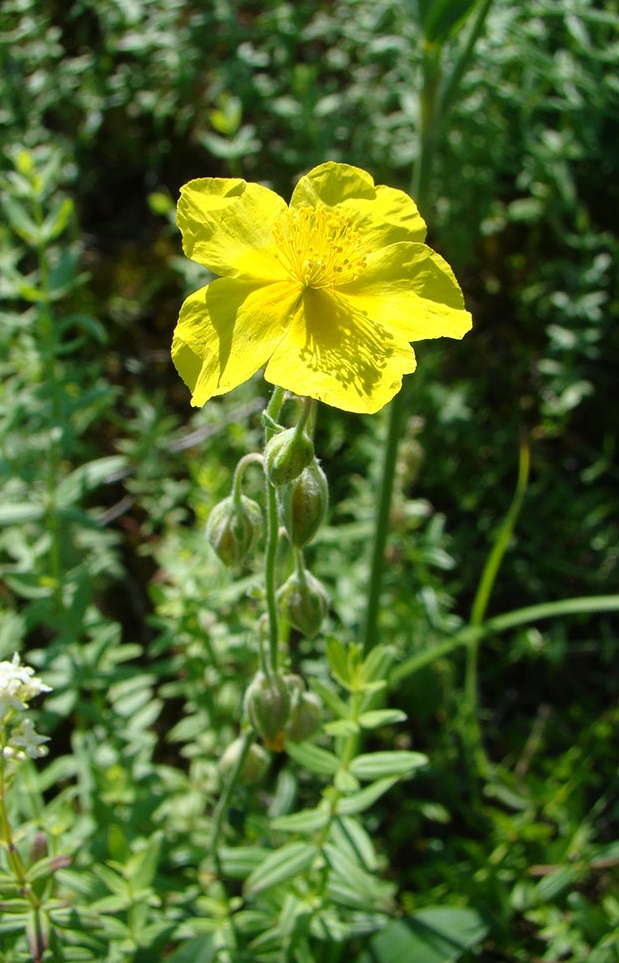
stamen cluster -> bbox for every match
[273,205,367,288]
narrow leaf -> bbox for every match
[326,637,353,689]
[244,842,317,895]
[56,455,126,504]
[270,807,330,833]
[286,741,339,776]
[336,777,399,815]
[0,503,45,526]
[350,751,428,781]
[217,847,265,879]
[324,719,359,737]
[358,709,407,729]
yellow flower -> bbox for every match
[172,161,471,414]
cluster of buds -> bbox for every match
[263,413,330,640]
[219,671,323,787]
[206,400,330,641]
[243,670,322,754]
[0,654,51,762]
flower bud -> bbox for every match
[244,672,291,748]
[277,569,328,638]
[286,691,323,743]
[219,737,270,787]
[206,494,262,566]
[279,460,328,548]
[264,428,314,487]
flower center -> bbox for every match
[273,205,367,288]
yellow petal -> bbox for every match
[172,279,302,406]
[291,161,427,248]
[340,242,472,342]
[264,288,417,414]
[177,178,289,280]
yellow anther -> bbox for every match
[273,204,367,288]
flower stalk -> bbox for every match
[263,387,286,673]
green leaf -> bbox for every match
[349,751,428,781]
[244,842,317,895]
[336,777,399,815]
[42,196,73,241]
[324,719,359,737]
[58,312,107,344]
[217,847,266,879]
[0,898,31,917]
[270,807,330,833]
[56,455,127,505]
[334,770,360,793]
[126,833,162,889]
[360,644,396,686]
[4,574,54,600]
[416,0,477,43]
[47,249,80,299]
[164,934,217,963]
[93,864,129,898]
[3,196,40,243]
[329,816,378,872]
[326,637,353,689]
[26,854,72,882]
[357,908,488,963]
[358,709,407,729]
[148,191,175,217]
[0,502,45,526]
[286,741,339,777]
[323,842,395,910]
[310,679,349,719]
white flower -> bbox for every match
[4,717,50,760]
[0,654,52,722]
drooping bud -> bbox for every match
[219,737,270,787]
[286,690,323,743]
[206,494,262,566]
[279,459,329,548]
[264,427,314,487]
[277,568,328,638]
[244,672,291,749]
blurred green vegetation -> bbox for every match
[1,0,618,960]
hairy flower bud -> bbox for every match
[277,569,328,638]
[279,459,329,548]
[244,672,291,748]
[206,494,262,566]
[264,427,314,487]
[286,690,323,743]
[219,737,270,787]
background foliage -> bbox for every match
[1,0,618,960]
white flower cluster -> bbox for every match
[0,654,52,761]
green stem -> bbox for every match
[410,42,442,203]
[361,391,406,656]
[0,757,44,958]
[32,191,63,613]
[470,438,531,630]
[389,594,619,687]
[363,35,442,658]
[462,438,530,776]
[438,0,495,118]
[263,387,285,673]
[231,453,264,504]
[209,730,256,852]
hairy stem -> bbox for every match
[263,387,285,673]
